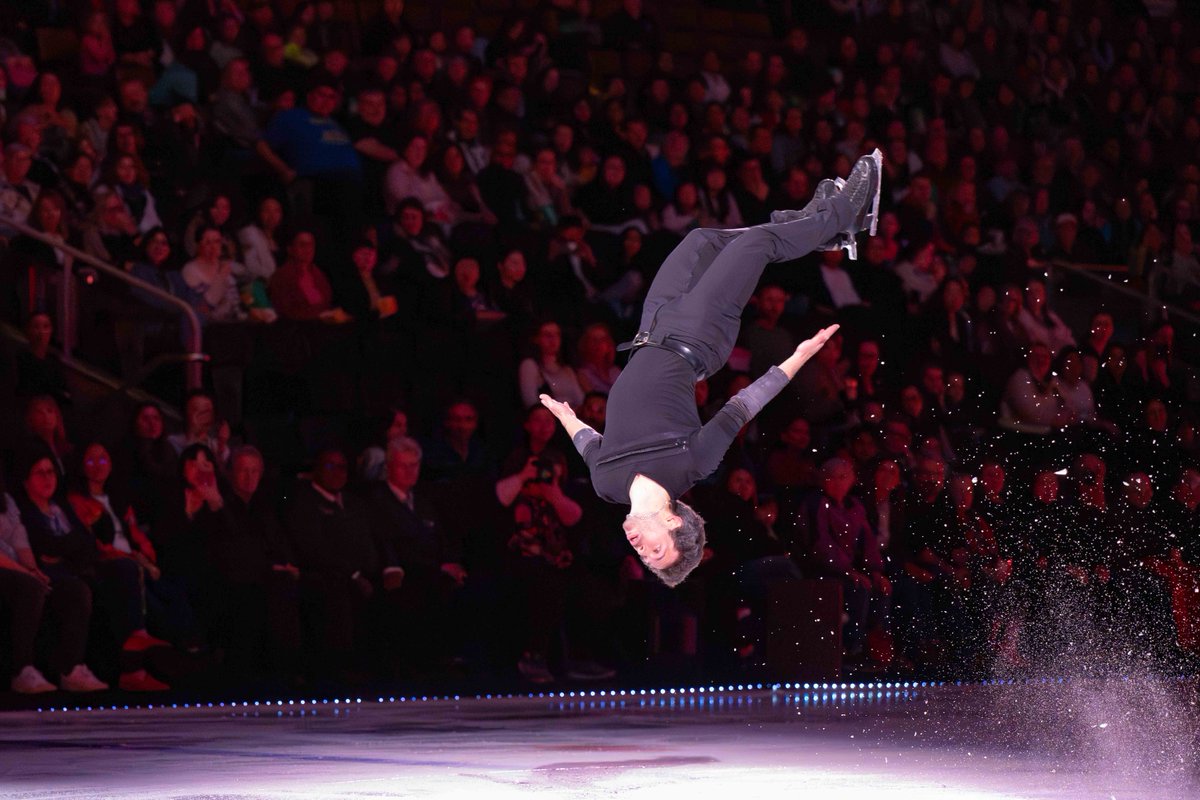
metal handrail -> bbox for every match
[1,214,205,389]
[1047,258,1200,328]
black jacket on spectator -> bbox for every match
[476,162,528,227]
[16,493,99,573]
[366,482,462,575]
[895,491,958,567]
[696,489,786,575]
[283,483,380,582]
[222,492,296,586]
[154,492,230,584]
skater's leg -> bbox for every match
[655,194,856,371]
[638,227,746,330]
[683,192,855,319]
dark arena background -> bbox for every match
[2,0,1200,797]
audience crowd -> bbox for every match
[2,0,1200,696]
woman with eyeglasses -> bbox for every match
[153,444,235,650]
[81,185,140,269]
[0,460,92,694]
[68,442,201,652]
[15,449,170,692]
[182,224,245,323]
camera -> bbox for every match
[532,457,556,483]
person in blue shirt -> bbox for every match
[258,76,361,182]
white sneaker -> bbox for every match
[11,665,57,694]
[60,664,109,693]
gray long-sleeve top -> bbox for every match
[572,347,790,504]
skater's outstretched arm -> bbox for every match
[692,324,840,477]
[540,394,602,467]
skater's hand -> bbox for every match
[539,394,577,423]
[780,324,840,379]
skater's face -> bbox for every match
[622,514,680,569]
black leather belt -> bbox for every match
[617,330,708,380]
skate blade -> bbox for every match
[865,148,883,237]
[844,235,858,261]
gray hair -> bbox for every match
[231,444,264,466]
[819,457,854,480]
[386,435,423,462]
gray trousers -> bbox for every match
[639,193,853,378]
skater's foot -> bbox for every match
[814,149,883,261]
[841,148,883,238]
[770,178,842,224]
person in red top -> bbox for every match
[267,229,351,322]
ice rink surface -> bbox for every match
[1,680,1197,799]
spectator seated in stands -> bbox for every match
[16,449,170,692]
[68,441,199,651]
[384,135,456,227]
[268,228,350,323]
[14,312,69,405]
[1000,343,1074,435]
[182,225,248,324]
[494,444,585,683]
[1,464,93,694]
[129,227,190,314]
[764,416,819,492]
[518,319,585,411]
[1016,278,1075,355]
[282,447,381,677]
[104,154,162,234]
[167,389,232,467]
[366,436,467,675]
[182,193,241,263]
[221,446,303,682]
[236,196,284,302]
[2,189,72,321]
[575,323,621,396]
[81,186,140,269]
[421,398,494,484]
[20,394,73,481]
[378,198,454,282]
[799,458,891,665]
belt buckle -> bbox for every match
[632,331,651,346]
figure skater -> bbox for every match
[540,150,883,587]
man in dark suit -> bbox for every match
[365,436,467,673]
[283,447,381,675]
